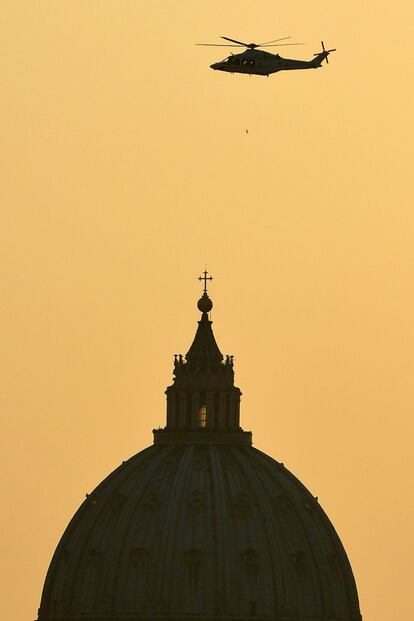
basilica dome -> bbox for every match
[37,282,362,621]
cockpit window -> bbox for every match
[226,57,252,66]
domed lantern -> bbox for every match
[37,273,362,621]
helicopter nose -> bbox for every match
[210,62,219,70]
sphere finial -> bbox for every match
[197,292,213,313]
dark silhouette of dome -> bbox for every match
[37,277,362,621]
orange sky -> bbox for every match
[1,2,413,620]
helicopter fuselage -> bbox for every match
[210,48,327,76]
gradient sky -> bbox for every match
[1,2,413,620]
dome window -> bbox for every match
[187,490,206,511]
[185,549,202,592]
[198,405,207,427]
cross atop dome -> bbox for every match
[198,269,213,294]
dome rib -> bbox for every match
[162,446,194,612]
[203,447,221,613]
[91,447,167,615]
[247,449,326,618]
[109,444,178,616]
[250,447,361,620]
[210,445,236,614]
[230,446,288,616]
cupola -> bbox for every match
[155,271,251,446]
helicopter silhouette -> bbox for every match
[197,36,336,76]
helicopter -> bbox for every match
[196,36,336,76]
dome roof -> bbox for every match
[39,444,361,621]
[37,278,361,621]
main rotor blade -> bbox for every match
[221,36,250,46]
[195,43,245,47]
[257,36,291,45]
[259,42,306,47]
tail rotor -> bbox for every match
[314,40,336,64]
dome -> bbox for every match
[39,444,361,620]
[37,277,362,621]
